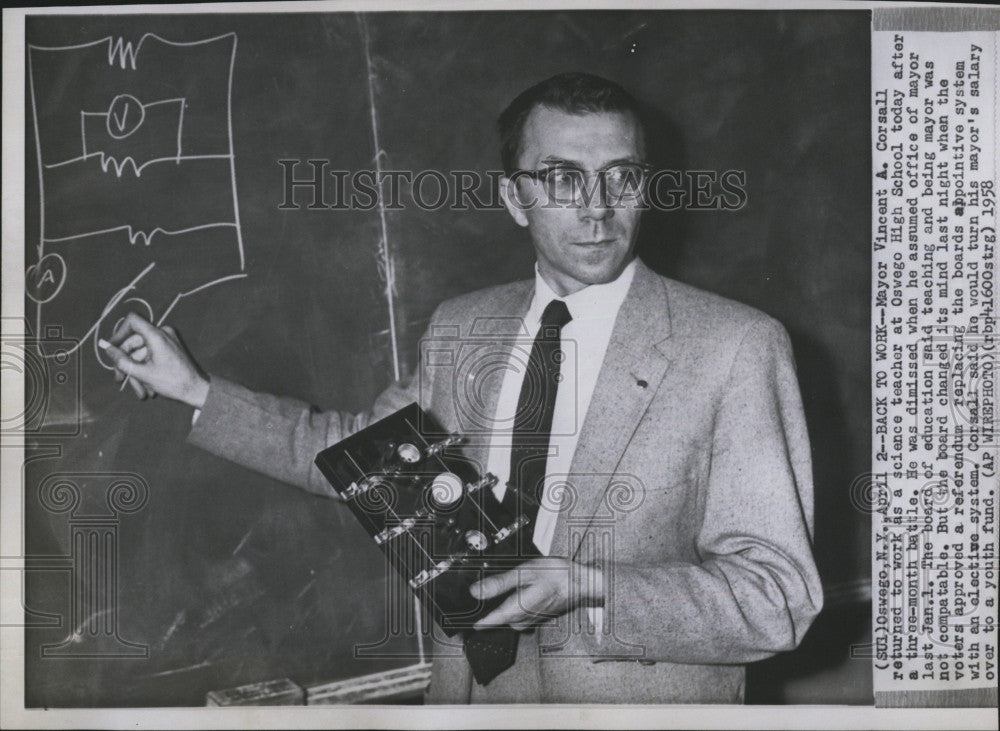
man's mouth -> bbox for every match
[573,238,616,246]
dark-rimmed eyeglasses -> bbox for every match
[511,163,652,205]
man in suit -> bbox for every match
[101,72,822,704]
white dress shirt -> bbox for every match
[486,259,637,555]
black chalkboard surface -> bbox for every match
[22,10,871,706]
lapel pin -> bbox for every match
[636,379,648,389]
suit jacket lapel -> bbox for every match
[456,281,534,472]
[550,261,675,559]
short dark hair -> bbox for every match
[497,72,646,175]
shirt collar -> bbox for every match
[528,258,637,325]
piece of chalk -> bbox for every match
[98,339,110,350]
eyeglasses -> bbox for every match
[512,163,652,205]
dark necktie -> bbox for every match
[463,298,573,686]
[509,298,573,552]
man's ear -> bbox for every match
[499,175,530,228]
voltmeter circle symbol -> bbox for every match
[106,94,145,140]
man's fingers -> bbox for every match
[108,322,132,346]
[470,569,518,600]
[111,312,160,345]
[473,594,525,630]
[98,339,133,373]
[121,334,146,355]
[109,314,140,345]
[470,570,555,630]
[472,583,548,631]
[104,342,155,399]
[98,339,147,379]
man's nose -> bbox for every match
[577,187,614,222]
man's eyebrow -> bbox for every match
[539,156,581,167]
[597,156,648,169]
[538,156,645,168]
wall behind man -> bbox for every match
[22,10,870,705]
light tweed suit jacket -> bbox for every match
[187,258,823,704]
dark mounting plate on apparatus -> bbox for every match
[314,403,538,635]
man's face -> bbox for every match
[500,105,645,296]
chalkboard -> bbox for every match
[22,10,871,706]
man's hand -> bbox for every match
[470,557,604,632]
[98,313,210,409]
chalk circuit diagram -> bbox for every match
[27,33,246,368]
